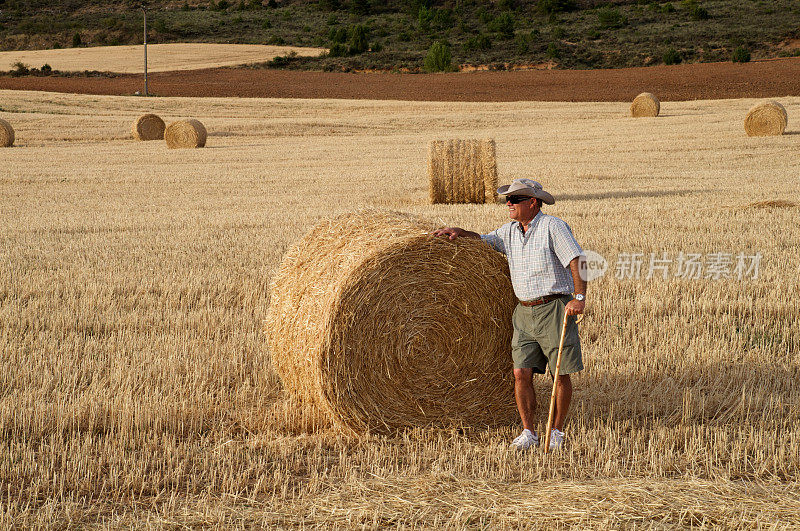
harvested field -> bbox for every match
[1,90,799,527]
[0,57,799,101]
[0,43,326,74]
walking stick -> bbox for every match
[544,311,570,453]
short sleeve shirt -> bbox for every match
[481,212,584,300]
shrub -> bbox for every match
[350,0,370,16]
[731,46,751,63]
[10,61,30,76]
[691,5,709,19]
[538,0,576,15]
[348,24,368,54]
[598,7,626,29]
[546,42,560,59]
[329,26,347,43]
[318,0,340,10]
[72,32,82,47]
[329,43,347,56]
[268,51,297,67]
[464,33,492,51]
[661,2,675,13]
[41,63,52,74]
[488,11,515,39]
[663,47,681,64]
[423,41,453,72]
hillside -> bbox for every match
[1,0,799,72]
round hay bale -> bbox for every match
[0,118,14,147]
[744,101,787,137]
[429,138,498,204]
[131,113,165,141]
[630,92,660,117]
[264,210,518,434]
[164,119,207,148]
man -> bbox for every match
[433,178,586,450]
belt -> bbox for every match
[519,294,566,307]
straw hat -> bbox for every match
[497,178,555,205]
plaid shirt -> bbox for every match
[481,212,584,301]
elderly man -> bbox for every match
[433,178,586,450]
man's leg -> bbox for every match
[513,368,536,432]
[552,373,572,432]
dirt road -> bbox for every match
[1,57,798,101]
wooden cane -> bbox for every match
[544,311,570,453]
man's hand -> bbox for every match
[565,299,585,316]
[431,227,480,240]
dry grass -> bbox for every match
[265,210,517,434]
[428,138,498,204]
[747,199,797,209]
[0,90,799,527]
[0,43,326,74]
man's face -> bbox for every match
[506,195,539,223]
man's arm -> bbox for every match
[431,227,481,240]
[566,256,586,316]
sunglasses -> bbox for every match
[506,195,534,204]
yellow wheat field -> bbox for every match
[1,89,798,528]
[0,43,326,73]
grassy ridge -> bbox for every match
[1,1,800,71]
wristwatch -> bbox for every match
[574,294,586,302]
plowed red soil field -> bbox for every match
[1,57,799,101]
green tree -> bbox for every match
[423,41,453,72]
[348,24,368,54]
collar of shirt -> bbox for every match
[514,211,543,238]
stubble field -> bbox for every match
[1,90,799,527]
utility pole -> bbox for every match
[142,2,148,96]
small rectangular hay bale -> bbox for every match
[428,138,497,204]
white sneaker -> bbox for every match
[510,429,539,450]
[549,429,565,450]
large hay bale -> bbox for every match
[428,138,498,204]
[131,113,165,141]
[264,210,517,434]
[630,92,660,117]
[164,119,207,148]
[744,101,788,137]
[0,118,14,147]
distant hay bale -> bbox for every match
[131,113,165,141]
[428,139,498,204]
[744,101,788,137]
[164,119,207,148]
[747,200,797,209]
[264,210,517,435]
[630,92,660,117]
[0,118,14,147]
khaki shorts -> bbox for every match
[511,295,583,375]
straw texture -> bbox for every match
[264,210,517,434]
[428,139,498,204]
[0,118,14,147]
[744,101,788,136]
[165,119,207,148]
[630,92,660,117]
[131,113,165,141]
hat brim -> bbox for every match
[497,185,555,205]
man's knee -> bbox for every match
[513,368,534,385]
